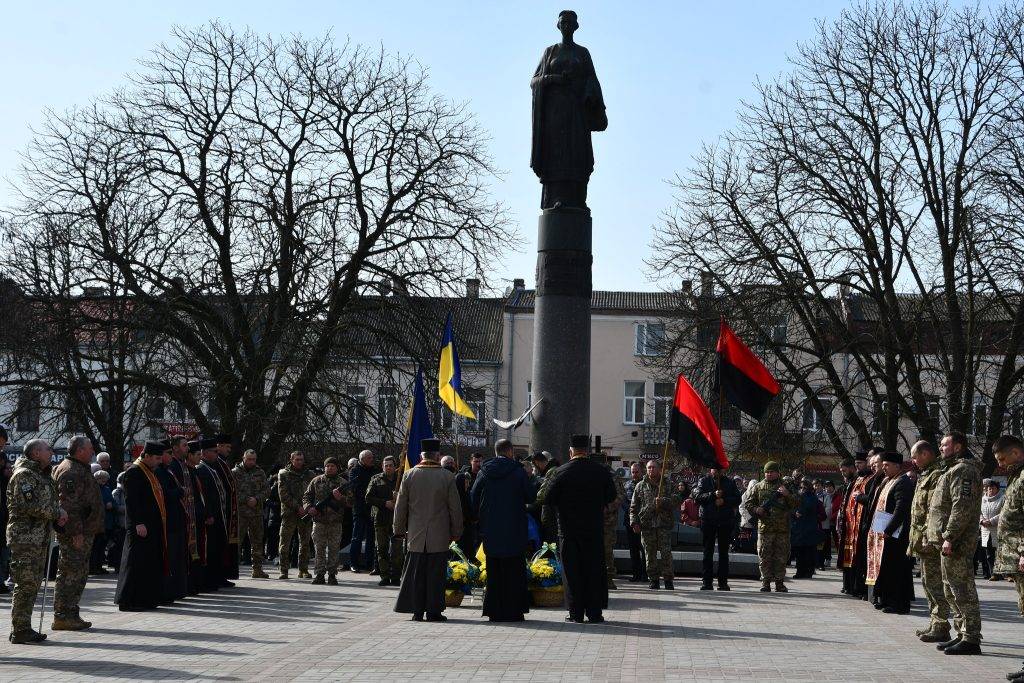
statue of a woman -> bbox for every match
[530,10,607,211]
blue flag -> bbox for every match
[404,367,434,472]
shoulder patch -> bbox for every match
[20,483,33,493]
[961,479,973,496]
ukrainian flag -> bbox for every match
[404,367,434,472]
[438,312,476,419]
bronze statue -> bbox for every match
[530,10,607,211]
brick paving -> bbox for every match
[0,567,1021,682]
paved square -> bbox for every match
[0,568,1021,681]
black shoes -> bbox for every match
[717,583,731,591]
[1006,665,1024,681]
[664,578,674,590]
[310,574,325,585]
[565,615,584,623]
[411,613,423,621]
[774,581,788,593]
[944,640,981,656]
[326,574,338,586]
[378,578,390,587]
[8,629,46,644]
[425,613,447,622]
[648,579,660,590]
[700,582,713,591]
[937,635,962,651]
[587,615,606,624]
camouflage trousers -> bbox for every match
[54,538,90,619]
[941,548,982,644]
[374,524,404,581]
[238,512,264,570]
[312,521,342,575]
[1014,575,1024,617]
[604,520,617,580]
[279,514,312,573]
[641,527,673,579]
[918,550,950,630]
[757,531,790,582]
[9,541,48,631]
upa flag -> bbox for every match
[438,312,476,419]
[669,373,728,469]
[714,318,780,419]
[404,367,434,472]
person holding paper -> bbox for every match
[865,451,915,614]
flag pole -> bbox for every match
[657,375,678,499]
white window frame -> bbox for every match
[972,401,988,437]
[345,384,367,427]
[623,381,646,425]
[463,387,486,432]
[634,322,666,357]
[802,394,832,433]
[652,381,674,426]
[378,385,399,429]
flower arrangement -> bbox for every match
[446,559,480,595]
[528,542,564,607]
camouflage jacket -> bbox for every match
[232,464,269,518]
[605,469,626,527]
[366,472,400,528]
[6,456,60,546]
[908,459,946,556]
[302,472,350,525]
[743,479,799,534]
[925,455,982,549]
[994,462,1024,575]
[535,465,561,533]
[629,477,680,530]
[277,465,315,516]
[52,456,103,537]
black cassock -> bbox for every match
[854,471,885,598]
[543,457,616,620]
[874,473,915,611]
[213,456,240,580]
[183,463,208,595]
[155,464,188,602]
[115,464,166,611]
[195,461,228,591]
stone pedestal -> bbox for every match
[529,208,592,460]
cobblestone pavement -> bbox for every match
[0,566,1021,682]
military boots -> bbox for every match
[310,573,325,585]
[252,567,270,579]
[9,628,46,644]
[327,573,338,586]
[648,578,660,590]
[919,625,951,643]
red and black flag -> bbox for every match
[669,373,728,469]
[714,318,780,420]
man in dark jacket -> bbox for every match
[539,435,616,624]
[871,451,915,614]
[692,467,741,590]
[470,440,534,622]
[455,452,483,558]
[348,450,380,573]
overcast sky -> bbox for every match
[0,0,983,293]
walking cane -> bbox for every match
[38,534,56,634]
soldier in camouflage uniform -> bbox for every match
[531,453,560,542]
[629,460,679,590]
[907,440,950,642]
[232,449,270,578]
[6,440,65,644]
[743,461,798,593]
[604,466,625,589]
[51,435,102,631]
[366,456,403,586]
[277,451,315,579]
[991,436,1024,682]
[303,457,350,585]
[926,431,984,655]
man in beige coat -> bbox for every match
[393,439,463,621]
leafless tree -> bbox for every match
[3,23,510,465]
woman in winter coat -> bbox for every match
[791,480,823,578]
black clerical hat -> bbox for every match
[854,451,869,461]
[187,440,202,454]
[840,457,855,467]
[881,451,903,464]
[570,434,590,449]
[421,438,441,453]
[215,433,231,445]
[143,440,169,456]
[200,437,218,450]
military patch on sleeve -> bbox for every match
[21,483,34,501]
[961,480,973,496]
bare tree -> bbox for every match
[651,2,1024,472]
[3,24,510,465]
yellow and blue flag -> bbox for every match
[404,367,434,472]
[438,312,476,419]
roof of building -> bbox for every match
[506,289,685,313]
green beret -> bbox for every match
[763,461,781,473]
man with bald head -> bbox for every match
[909,440,950,642]
[348,449,380,573]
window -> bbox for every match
[463,388,486,432]
[378,385,399,428]
[345,385,367,427]
[653,382,674,426]
[802,395,833,432]
[770,315,788,345]
[207,391,219,422]
[173,400,189,421]
[623,381,646,424]
[871,400,897,435]
[65,395,88,433]
[146,396,166,421]
[972,402,988,437]
[634,322,666,357]
[16,389,41,432]
[432,402,455,432]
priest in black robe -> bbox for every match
[539,434,616,623]
[170,437,203,596]
[854,450,885,599]
[872,451,915,613]
[195,438,229,591]
[155,441,188,603]
[214,433,240,581]
[115,441,168,612]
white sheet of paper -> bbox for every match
[871,511,901,538]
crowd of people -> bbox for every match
[3,426,1024,679]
